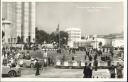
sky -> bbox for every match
[36,2,123,36]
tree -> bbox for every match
[35,27,68,48]
[49,32,57,43]
[49,31,68,48]
[59,31,68,46]
[35,27,49,44]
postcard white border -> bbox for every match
[1,0,127,81]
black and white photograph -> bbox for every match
[1,0,127,81]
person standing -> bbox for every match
[86,51,89,57]
[48,56,51,66]
[93,59,98,71]
[69,49,71,54]
[116,63,123,78]
[43,50,48,67]
[51,55,54,65]
[109,65,115,78]
[26,51,31,60]
[107,59,111,67]
[94,54,97,60]
[2,56,8,66]
[84,55,86,60]
[88,63,92,78]
[72,56,74,61]
[109,50,114,58]
[44,50,48,58]
[89,55,92,61]
[35,59,40,76]
[44,58,47,67]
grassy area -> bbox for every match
[20,49,123,64]
[20,50,87,61]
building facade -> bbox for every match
[65,29,124,49]
[2,2,36,44]
[65,28,81,48]
[111,33,124,47]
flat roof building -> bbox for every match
[65,28,81,48]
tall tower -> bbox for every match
[2,2,36,44]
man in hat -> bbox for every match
[88,63,93,78]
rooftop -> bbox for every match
[65,28,81,31]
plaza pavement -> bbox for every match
[19,67,110,78]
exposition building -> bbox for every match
[65,28,124,49]
[2,2,36,47]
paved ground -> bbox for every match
[19,67,110,78]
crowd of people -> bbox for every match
[81,48,123,78]
[2,46,123,78]
[83,62,123,78]
[2,47,22,67]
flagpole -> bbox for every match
[58,24,60,48]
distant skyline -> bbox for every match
[36,2,123,36]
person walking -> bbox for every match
[116,63,123,78]
[109,65,115,78]
[35,59,40,76]
[83,62,89,78]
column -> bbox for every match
[30,2,35,43]
[23,2,29,43]
[16,2,22,37]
